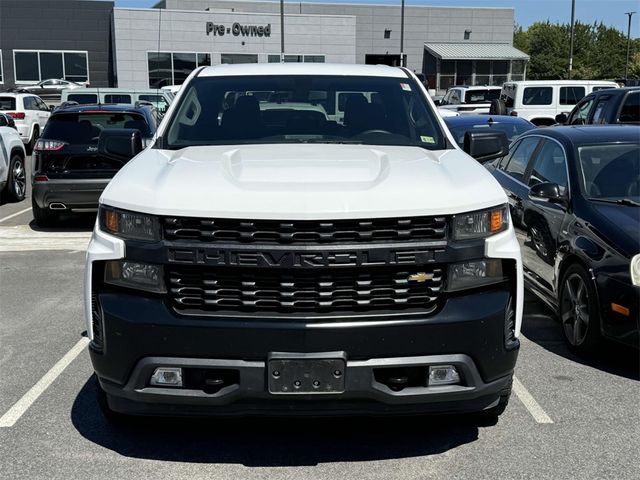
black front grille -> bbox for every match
[163,216,448,245]
[167,266,443,316]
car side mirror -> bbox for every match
[555,113,568,124]
[463,131,509,163]
[529,182,566,205]
[98,129,143,161]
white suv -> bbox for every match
[438,86,502,116]
[0,92,51,153]
[85,63,523,422]
[495,80,619,125]
[0,122,27,201]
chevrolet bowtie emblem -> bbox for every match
[408,272,433,283]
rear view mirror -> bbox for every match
[555,113,568,124]
[463,131,509,163]
[98,129,143,161]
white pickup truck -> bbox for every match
[0,118,27,202]
[85,63,523,422]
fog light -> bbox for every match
[150,367,183,387]
[428,365,460,386]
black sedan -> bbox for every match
[485,126,639,352]
[443,115,535,149]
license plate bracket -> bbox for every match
[268,352,346,395]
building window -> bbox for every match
[13,50,88,84]
[147,52,211,88]
[221,54,259,64]
[464,29,472,40]
[384,29,392,39]
[267,54,325,63]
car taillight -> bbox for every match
[6,112,25,120]
[510,111,518,117]
[34,139,66,151]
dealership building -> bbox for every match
[0,0,528,93]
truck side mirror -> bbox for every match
[98,129,143,162]
[463,131,509,163]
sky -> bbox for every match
[114,0,640,36]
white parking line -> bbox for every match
[0,207,32,224]
[513,375,554,424]
[0,337,89,428]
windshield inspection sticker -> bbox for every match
[400,83,412,91]
[421,136,436,144]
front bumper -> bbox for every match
[92,286,518,416]
[32,179,110,211]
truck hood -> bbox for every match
[101,144,507,219]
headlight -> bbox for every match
[104,260,166,293]
[631,254,640,286]
[452,205,509,241]
[99,205,161,241]
[447,259,506,291]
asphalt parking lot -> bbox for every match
[0,158,638,480]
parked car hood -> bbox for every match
[100,143,507,219]
[588,202,640,257]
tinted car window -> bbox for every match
[36,98,49,111]
[579,143,640,200]
[464,89,500,104]
[528,140,568,194]
[523,87,552,106]
[67,94,98,105]
[43,112,151,144]
[618,92,639,123]
[0,97,17,110]
[23,97,38,110]
[502,136,540,182]
[139,94,170,114]
[559,86,585,105]
[0,115,8,127]
[105,94,132,104]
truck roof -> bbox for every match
[198,63,409,78]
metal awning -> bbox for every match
[424,43,529,61]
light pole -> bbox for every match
[625,11,636,82]
[280,0,285,63]
[568,0,575,79]
[400,0,405,67]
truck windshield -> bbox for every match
[163,75,447,150]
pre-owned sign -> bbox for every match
[206,21,271,37]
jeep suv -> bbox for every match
[0,91,51,153]
[31,104,157,226]
[86,64,522,420]
[438,85,501,115]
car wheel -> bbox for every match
[31,196,59,227]
[559,264,601,353]
[5,154,27,202]
[26,126,39,155]
[489,99,506,115]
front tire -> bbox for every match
[4,154,26,202]
[559,264,601,353]
[32,196,59,227]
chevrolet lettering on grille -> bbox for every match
[167,247,438,268]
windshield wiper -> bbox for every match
[589,198,640,207]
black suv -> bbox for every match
[556,86,640,125]
[31,104,157,226]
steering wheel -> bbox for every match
[356,129,393,136]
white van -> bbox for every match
[496,80,618,125]
[60,88,174,115]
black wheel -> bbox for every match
[26,126,39,155]
[559,264,601,353]
[489,99,507,116]
[31,196,59,227]
[4,154,26,201]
